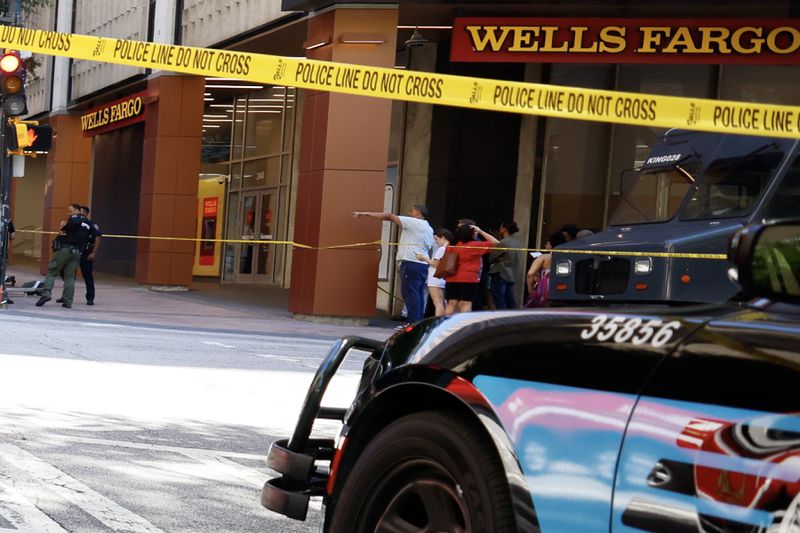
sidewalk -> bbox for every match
[2,257,397,341]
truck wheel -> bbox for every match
[327,410,517,533]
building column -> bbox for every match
[289,6,398,322]
[513,64,544,306]
[39,114,92,274]
[50,0,73,112]
[387,43,436,316]
[136,74,203,286]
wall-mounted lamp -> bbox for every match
[404,27,428,49]
[303,39,330,51]
[339,33,386,45]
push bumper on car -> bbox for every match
[261,336,384,521]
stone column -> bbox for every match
[152,0,177,44]
[50,0,72,112]
[289,6,398,322]
[135,74,203,286]
[513,64,544,306]
[39,114,92,274]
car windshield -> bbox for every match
[680,151,784,221]
[608,166,694,226]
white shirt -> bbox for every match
[396,216,434,264]
[426,245,446,288]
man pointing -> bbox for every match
[353,205,434,324]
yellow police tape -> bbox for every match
[17,229,727,260]
[2,25,800,138]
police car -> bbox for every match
[262,219,800,532]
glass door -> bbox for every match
[234,189,279,284]
[254,191,278,283]
[237,194,257,280]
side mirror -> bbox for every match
[729,220,800,304]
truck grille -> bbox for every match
[575,257,630,295]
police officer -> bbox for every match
[78,205,101,305]
[56,205,101,305]
[36,204,91,308]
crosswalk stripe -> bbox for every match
[0,443,164,533]
[0,477,68,533]
[39,433,267,461]
[39,434,325,513]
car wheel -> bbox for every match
[328,410,517,533]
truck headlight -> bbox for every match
[634,258,653,274]
[555,260,572,276]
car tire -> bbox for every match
[327,410,517,533]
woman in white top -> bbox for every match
[416,228,453,317]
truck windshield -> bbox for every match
[681,151,785,221]
[608,167,694,226]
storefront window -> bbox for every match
[202,80,296,286]
[540,65,614,240]
[242,157,281,189]
[222,191,239,282]
[719,65,800,106]
[231,97,246,162]
[606,65,715,221]
[282,88,296,150]
[201,95,233,179]
[244,87,288,158]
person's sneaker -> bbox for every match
[62,302,72,308]
[86,301,94,306]
[393,322,412,331]
[56,298,64,303]
[35,296,51,307]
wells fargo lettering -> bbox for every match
[451,18,800,64]
[81,96,143,133]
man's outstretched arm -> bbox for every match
[352,211,402,226]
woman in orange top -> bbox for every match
[445,224,499,314]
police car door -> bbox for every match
[612,306,800,532]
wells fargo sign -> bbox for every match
[80,91,147,136]
[451,18,800,64]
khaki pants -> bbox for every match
[41,248,81,304]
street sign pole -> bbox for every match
[0,0,21,308]
[0,107,9,308]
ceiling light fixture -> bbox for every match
[304,39,330,51]
[397,25,453,30]
[205,84,264,89]
[339,33,385,44]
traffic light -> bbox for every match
[0,51,26,117]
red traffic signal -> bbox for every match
[0,51,26,116]
[0,52,21,75]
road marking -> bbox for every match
[0,443,164,533]
[0,477,68,533]
[39,434,266,461]
[80,322,127,328]
[38,434,325,512]
[201,341,236,348]
[38,435,326,516]
[252,353,306,362]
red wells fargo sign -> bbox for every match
[451,18,800,64]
